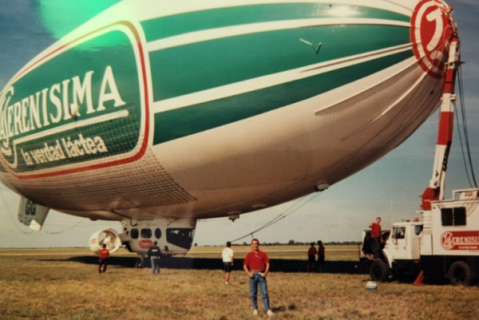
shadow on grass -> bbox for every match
[42,256,369,274]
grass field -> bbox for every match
[0,245,478,320]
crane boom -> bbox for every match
[421,30,460,210]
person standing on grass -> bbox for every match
[148,241,162,274]
[307,242,317,272]
[369,217,382,260]
[222,241,234,285]
[317,240,325,272]
[243,238,274,317]
[98,244,109,274]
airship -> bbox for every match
[0,0,457,256]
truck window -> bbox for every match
[415,225,423,235]
[393,227,405,239]
[441,207,466,226]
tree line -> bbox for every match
[195,240,360,246]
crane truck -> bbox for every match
[363,21,479,286]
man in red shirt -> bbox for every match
[369,217,382,260]
[243,239,274,317]
[99,244,110,273]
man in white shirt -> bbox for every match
[222,241,234,285]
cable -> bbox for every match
[454,68,474,188]
[0,187,95,235]
[243,196,308,234]
[231,192,320,243]
[44,221,84,234]
[46,222,112,227]
[257,193,319,231]
[457,66,478,187]
[248,196,307,231]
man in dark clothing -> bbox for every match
[369,217,382,260]
[99,244,109,274]
[307,242,317,272]
[148,241,162,274]
[317,240,325,272]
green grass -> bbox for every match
[0,246,478,319]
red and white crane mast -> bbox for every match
[421,22,460,210]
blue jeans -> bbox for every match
[98,259,108,273]
[150,257,160,274]
[249,272,270,312]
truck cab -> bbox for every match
[386,222,423,261]
[366,221,423,282]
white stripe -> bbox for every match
[152,43,412,114]
[146,18,410,51]
[14,110,129,144]
[129,0,413,22]
[380,0,415,13]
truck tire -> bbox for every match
[448,261,474,286]
[370,260,389,282]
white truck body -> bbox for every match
[370,188,479,285]
[423,189,479,256]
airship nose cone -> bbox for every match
[410,0,458,78]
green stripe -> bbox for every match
[153,50,413,145]
[150,25,410,102]
[141,4,410,42]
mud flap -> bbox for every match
[17,197,50,231]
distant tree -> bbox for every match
[288,240,295,245]
[194,243,198,247]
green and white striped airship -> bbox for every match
[0,0,458,255]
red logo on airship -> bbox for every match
[139,240,153,249]
[411,0,454,78]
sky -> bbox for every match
[0,0,478,248]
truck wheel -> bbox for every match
[448,261,474,286]
[370,260,389,282]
